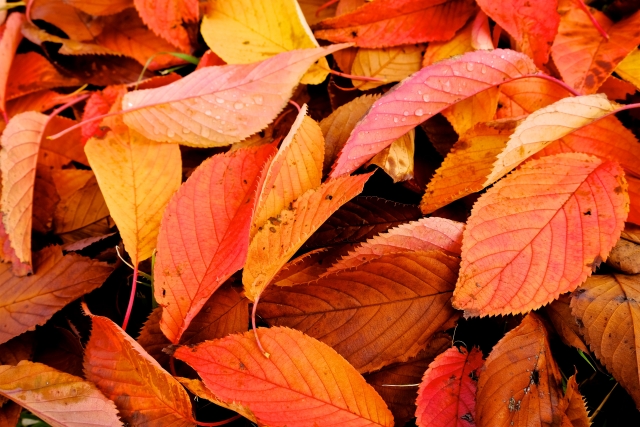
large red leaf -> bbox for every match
[328,49,538,178]
[121,46,347,146]
[453,153,628,317]
[259,250,460,373]
[174,327,394,427]
[84,313,195,427]
[415,346,484,427]
[313,0,477,48]
[154,145,275,344]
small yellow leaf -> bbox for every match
[367,129,415,182]
[350,45,424,90]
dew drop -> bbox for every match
[182,128,190,134]
[167,130,175,138]
[403,110,409,116]
[401,117,406,122]
[466,62,474,72]
[214,115,221,120]
[253,95,264,105]
[393,117,399,123]
[216,98,225,104]
[234,102,244,110]
[423,94,430,102]
[127,102,133,108]
[205,110,212,116]
[481,64,487,74]
[415,108,424,116]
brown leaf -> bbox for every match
[545,295,589,354]
[606,237,640,274]
[52,169,109,234]
[560,375,590,427]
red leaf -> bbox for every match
[0,13,24,117]
[133,0,198,52]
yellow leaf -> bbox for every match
[367,129,415,182]
[441,87,500,135]
[202,0,329,84]
[85,127,181,264]
[252,105,324,238]
[616,48,640,91]
[350,45,424,90]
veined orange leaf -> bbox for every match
[0,13,23,117]
[51,169,109,234]
[174,327,394,427]
[453,153,629,317]
[30,0,103,41]
[545,295,589,354]
[243,173,371,301]
[133,0,198,52]
[154,145,275,344]
[0,361,122,427]
[6,52,83,101]
[350,45,425,90]
[63,0,132,16]
[629,175,640,225]
[84,312,195,427]
[259,250,460,373]
[121,45,348,146]
[560,375,590,427]
[84,123,182,265]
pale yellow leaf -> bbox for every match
[367,129,414,182]
[350,45,424,90]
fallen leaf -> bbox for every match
[0,402,20,427]
[441,87,500,136]
[21,22,117,56]
[350,45,425,90]
[328,49,538,178]
[174,327,394,426]
[84,313,195,427]
[32,165,60,234]
[63,0,132,16]
[6,90,69,118]
[121,45,348,146]
[367,128,415,182]
[415,346,484,427]
[616,48,640,90]
[560,375,590,427]
[551,2,640,93]
[133,0,198,52]
[271,247,347,287]
[571,273,640,407]
[297,0,338,26]
[495,77,571,119]
[0,13,24,116]
[0,361,122,427]
[52,169,109,234]
[30,0,103,41]
[325,216,464,274]
[153,145,275,344]
[598,75,636,100]
[475,313,564,427]
[81,86,127,143]
[629,175,640,225]
[605,236,640,274]
[545,295,589,354]
[39,116,89,168]
[0,245,113,345]
[313,0,477,48]
[453,153,629,317]
[422,12,485,66]
[243,173,371,301]
[259,250,460,373]
[85,122,182,264]
[0,334,33,365]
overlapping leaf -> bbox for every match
[415,346,484,427]
[616,48,640,90]
[560,375,590,427]
[259,250,460,373]
[121,45,347,146]
[133,0,197,52]
[0,361,122,427]
[6,52,82,100]
[52,169,109,234]
[30,0,103,41]
[350,46,424,90]
[84,313,195,427]
[545,295,589,353]
[0,12,23,116]
[629,175,640,225]
[175,327,394,427]
[63,0,132,16]
[453,153,628,317]
[154,145,275,344]
[0,245,113,344]
[571,273,640,407]
[328,49,538,177]
[367,129,415,183]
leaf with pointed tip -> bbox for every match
[6,52,83,101]
[328,49,538,178]
[551,2,640,94]
[421,120,517,215]
[364,334,451,427]
[350,45,424,90]
[52,169,109,234]
[30,0,103,41]
[616,48,640,90]
[85,124,181,265]
[271,247,347,287]
[560,375,590,427]
[154,145,275,344]
[259,250,460,373]
[122,46,348,146]
[415,346,483,427]
[243,173,371,301]
[453,153,629,317]
[325,217,464,274]
[571,273,640,407]
[0,361,122,427]
[476,313,564,427]
[313,0,477,48]
[251,105,324,238]
[82,86,127,143]
[0,245,113,345]
[486,94,640,185]
[138,284,249,367]
[175,327,394,427]
[495,78,571,119]
[0,12,23,116]
[477,0,559,68]
[305,196,422,248]
[85,314,195,427]
[133,0,197,52]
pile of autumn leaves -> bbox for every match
[2,0,640,426]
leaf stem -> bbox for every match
[193,414,242,426]
[589,382,618,422]
[315,0,339,16]
[575,0,609,40]
[122,264,139,331]
[328,69,385,83]
[251,296,270,358]
[288,99,301,113]
[516,74,582,97]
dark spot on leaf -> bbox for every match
[461,413,474,422]
[326,195,333,200]
[530,368,539,385]
[583,210,591,215]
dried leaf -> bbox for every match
[0,13,24,115]
[52,169,109,234]
[30,0,103,41]
[545,295,589,354]
[350,45,424,90]
[606,238,640,274]
[560,375,590,427]
[367,129,415,183]
[63,0,132,16]
[133,0,198,52]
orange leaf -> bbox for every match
[121,45,348,146]
[0,361,122,427]
[325,216,464,274]
[6,90,69,119]
[0,13,24,116]
[30,0,103,41]
[174,327,394,427]
[259,250,460,372]
[421,119,517,214]
[31,165,59,234]
[415,346,484,427]
[133,0,198,52]
[51,169,109,234]
[545,295,589,354]
[0,402,20,427]
[313,0,477,48]
[570,273,640,407]
[137,284,249,367]
[328,49,538,178]
[63,0,132,16]
[84,313,194,427]
[243,173,371,301]
[552,2,640,94]
[495,78,572,119]
[6,52,82,101]
[629,175,640,225]
[476,313,564,427]
[153,145,275,344]
[364,334,451,427]
[0,245,113,345]
[270,247,347,287]
[251,105,324,238]
[453,153,629,317]
[560,375,590,427]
